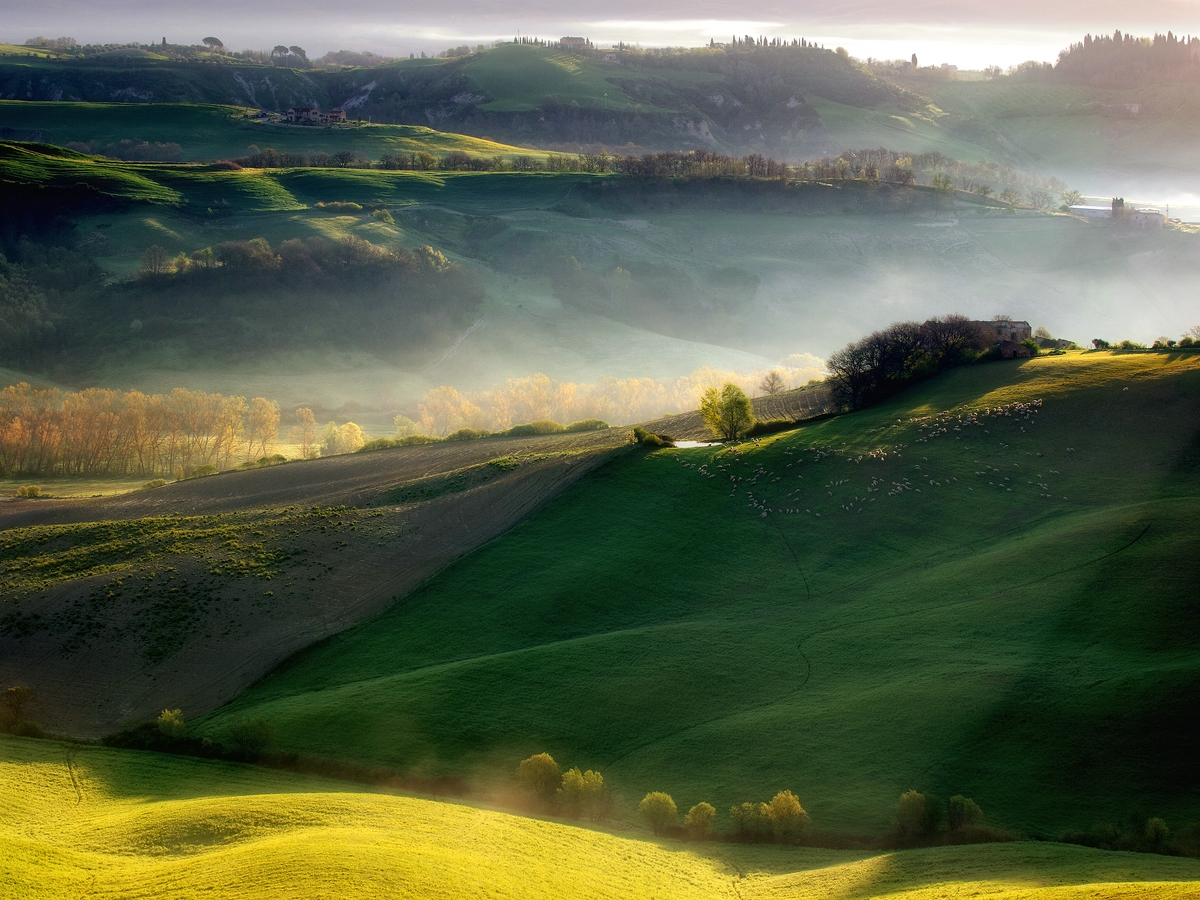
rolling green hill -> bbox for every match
[0,101,546,163]
[197,352,1200,837]
[4,734,1199,899]
[5,41,1200,188]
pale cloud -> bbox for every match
[2,0,1198,65]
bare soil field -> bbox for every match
[640,382,836,440]
[0,430,630,737]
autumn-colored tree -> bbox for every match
[318,421,365,456]
[639,791,677,834]
[245,398,280,460]
[291,407,319,459]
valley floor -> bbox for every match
[3,735,1199,900]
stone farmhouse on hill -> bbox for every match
[971,319,1032,343]
[560,36,592,50]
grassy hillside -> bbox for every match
[3,734,1199,899]
[199,352,1200,837]
[0,101,545,162]
[0,429,628,736]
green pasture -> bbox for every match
[807,97,988,161]
[3,735,1198,899]
[461,45,648,113]
[201,353,1200,836]
[0,101,544,162]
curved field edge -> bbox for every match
[198,352,1200,836]
[3,735,1199,900]
[0,431,629,737]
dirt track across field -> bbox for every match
[0,430,630,737]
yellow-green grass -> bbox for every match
[0,476,148,499]
[0,44,58,59]
[0,101,547,163]
[460,44,650,113]
[3,735,1198,900]
[0,141,600,213]
[201,352,1200,837]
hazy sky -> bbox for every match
[4,0,1200,67]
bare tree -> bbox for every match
[141,245,170,276]
[759,370,785,395]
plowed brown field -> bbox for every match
[0,430,630,737]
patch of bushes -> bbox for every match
[141,479,168,489]
[357,419,611,453]
[445,428,492,441]
[515,752,610,821]
[358,434,442,451]
[15,485,42,498]
[1062,815,1200,858]
[632,426,673,447]
[99,713,467,795]
[237,454,287,470]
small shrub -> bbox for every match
[15,485,41,498]
[445,428,492,441]
[897,790,940,839]
[767,790,810,841]
[504,420,564,437]
[227,717,275,759]
[730,801,771,841]
[142,479,168,489]
[639,791,678,834]
[517,752,561,806]
[1020,338,1041,357]
[1,685,35,723]
[1180,336,1195,348]
[563,419,609,433]
[948,795,984,830]
[632,427,672,447]
[1146,817,1170,850]
[358,434,441,452]
[1092,338,1111,349]
[191,464,218,477]
[684,801,716,839]
[372,208,395,224]
[157,708,186,738]
[315,201,363,212]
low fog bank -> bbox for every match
[20,205,1198,436]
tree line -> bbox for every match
[0,383,279,477]
[827,316,1002,410]
[226,144,1073,206]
